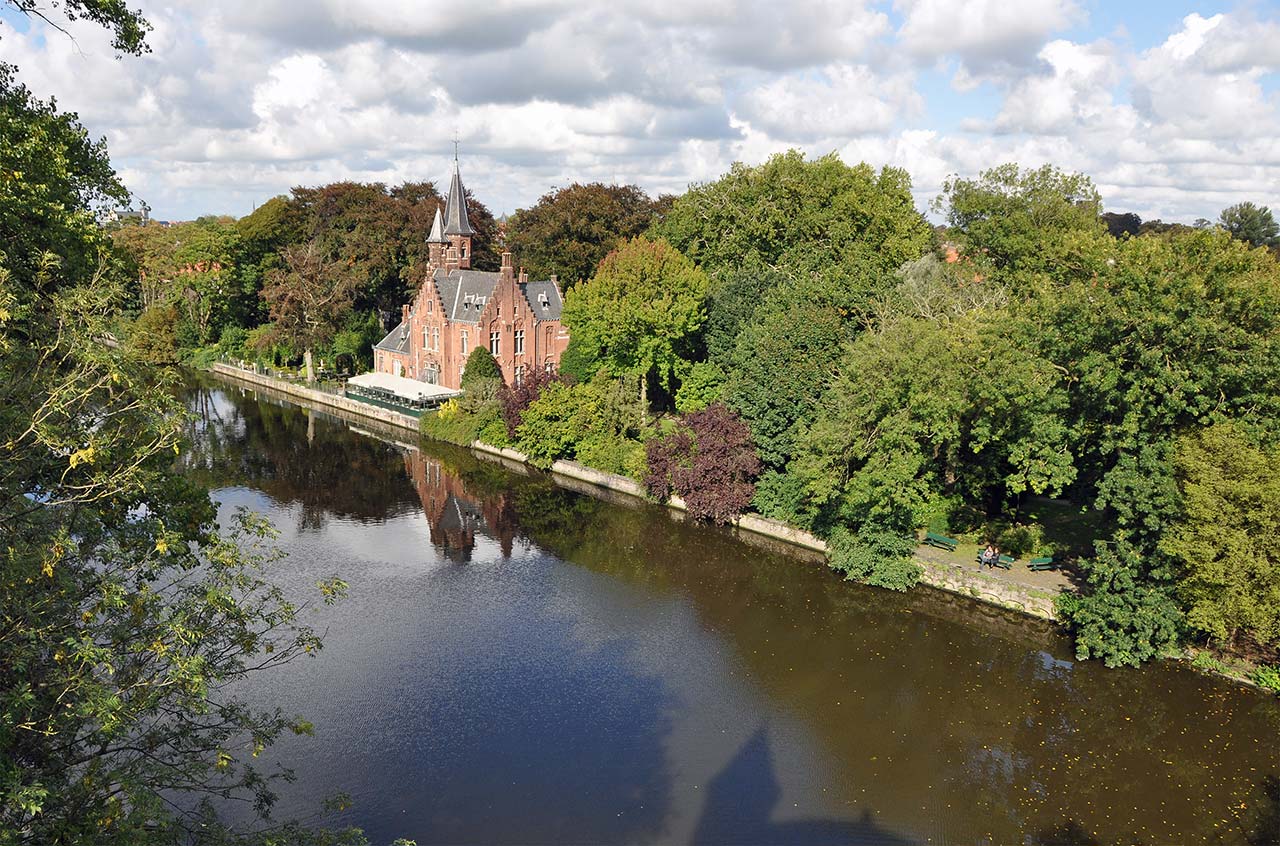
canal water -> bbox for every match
[185,378,1280,845]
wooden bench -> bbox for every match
[1029,556,1057,572]
[923,531,959,552]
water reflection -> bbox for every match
[188,377,1280,845]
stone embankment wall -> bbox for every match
[209,363,420,433]
[207,364,1063,622]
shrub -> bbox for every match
[674,360,725,413]
[644,402,761,523]
[129,305,180,364]
[462,347,503,388]
[1252,665,1280,694]
[498,367,562,437]
[827,524,922,592]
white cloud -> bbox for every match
[1,0,1276,225]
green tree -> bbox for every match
[462,345,503,387]
[506,183,663,287]
[1219,201,1279,249]
[561,237,708,406]
[1163,423,1280,648]
[654,150,932,309]
[0,49,359,843]
[937,163,1112,290]
[260,239,358,381]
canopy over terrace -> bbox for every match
[347,371,461,406]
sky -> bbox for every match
[2,0,1278,223]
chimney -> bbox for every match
[518,267,528,284]
[402,304,410,325]
[501,250,512,268]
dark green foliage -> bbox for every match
[722,291,846,469]
[461,346,503,388]
[557,334,602,384]
[505,182,664,287]
[827,524,922,592]
[702,269,784,369]
[644,403,761,523]
[1219,201,1279,249]
[1057,539,1183,668]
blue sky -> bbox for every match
[2,0,1277,223]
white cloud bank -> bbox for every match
[1,1,1276,223]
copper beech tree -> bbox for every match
[644,403,761,524]
[260,239,359,381]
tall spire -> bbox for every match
[427,206,447,244]
[443,157,474,237]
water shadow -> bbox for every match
[692,729,910,846]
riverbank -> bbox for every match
[206,363,1065,622]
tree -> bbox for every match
[644,403,761,524]
[461,345,503,388]
[1163,423,1280,648]
[561,237,708,406]
[260,239,358,381]
[937,163,1112,290]
[654,150,933,311]
[5,0,152,55]
[1219,202,1279,249]
[505,183,663,287]
[497,366,561,437]
[1101,211,1142,239]
[0,50,359,843]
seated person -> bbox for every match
[980,542,1000,569]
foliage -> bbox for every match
[1057,539,1183,668]
[827,524,922,592]
[461,345,503,388]
[1252,665,1280,694]
[514,375,647,474]
[653,150,933,310]
[937,163,1112,290]
[644,403,761,523]
[1162,423,1280,648]
[557,334,602,384]
[260,239,359,380]
[561,237,708,403]
[721,287,846,470]
[702,269,784,370]
[1219,201,1279,249]
[674,360,724,414]
[7,0,152,55]
[0,55,355,841]
[497,366,562,437]
[128,303,180,364]
[505,182,664,287]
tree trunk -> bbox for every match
[640,369,648,409]
[304,348,315,382]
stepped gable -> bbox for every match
[519,279,564,321]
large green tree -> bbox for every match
[561,237,708,406]
[505,183,665,288]
[937,163,1113,291]
[1218,201,1279,249]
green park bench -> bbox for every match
[1029,556,1057,572]
[976,552,1016,570]
[923,531,959,552]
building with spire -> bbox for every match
[372,157,570,390]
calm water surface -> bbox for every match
[184,379,1280,845]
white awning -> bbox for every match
[347,371,461,402]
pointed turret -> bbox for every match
[427,206,448,244]
[443,159,474,237]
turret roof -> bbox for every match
[427,206,447,244]
[443,159,474,237]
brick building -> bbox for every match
[372,159,569,389]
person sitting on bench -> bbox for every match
[980,542,1000,570]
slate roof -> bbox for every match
[443,160,474,237]
[520,280,564,321]
[426,206,447,244]
[374,320,412,353]
[433,268,499,324]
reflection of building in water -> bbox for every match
[404,450,516,562]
